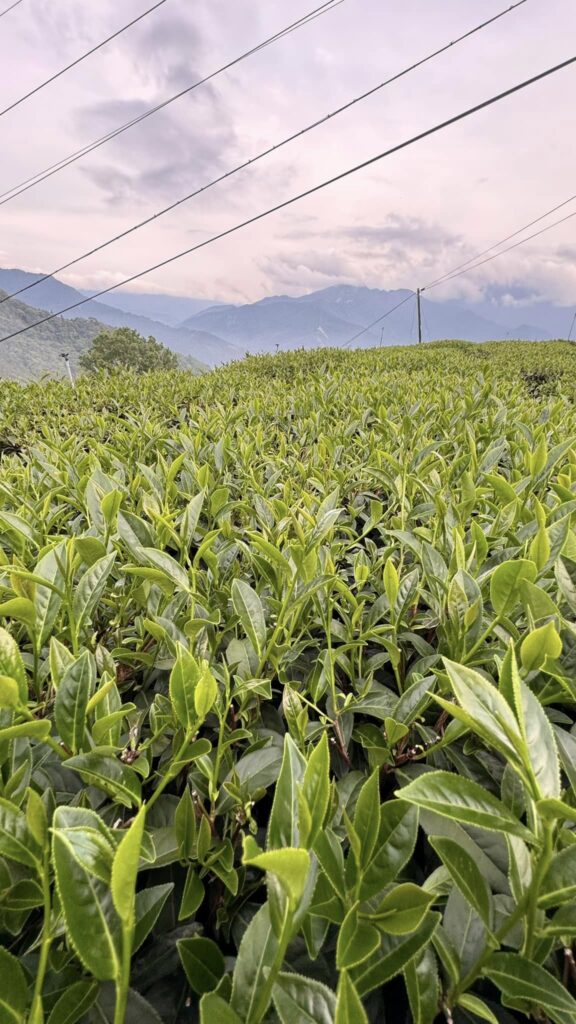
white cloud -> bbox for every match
[0,0,575,305]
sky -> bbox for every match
[0,0,575,310]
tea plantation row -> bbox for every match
[0,341,576,1023]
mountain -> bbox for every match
[0,270,238,366]
[182,285,555,350]
[2,271,569,380]
[0,290,207,381]
[80,289,217,328]
[441,289,574,340]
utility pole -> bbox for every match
[416,288,423,344]
[380,326,384,348]
[568,311,576,343]
[60,352,75,387]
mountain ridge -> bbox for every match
[0,270,238,366]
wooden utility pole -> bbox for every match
[416,288,423,344]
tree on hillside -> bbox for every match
[79,327,179,373]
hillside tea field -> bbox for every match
[2,340,576,1024]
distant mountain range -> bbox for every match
[0,268,573,381]
[0,269,239,371]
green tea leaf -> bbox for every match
[521,621,562,673]
[169,643,199,730]
[539,847,576,908]
[268,734,306,851]
[299,731,330,848]
[400,772,533,839]
[199,994,243,1024]
[335,972,368,1024]
[366,882,434,935]
[178,936,225,995]
[484,953,576,1023]
[54,651,95,754]
[353,912,440,997]
[66,752,141,808]
[0,946,29,1024]
[490,559,536,615]
[194,661,218,721]
[443,659,523,764]
[337,905,380,969]
[230,904,278,1021]
[359,801,419,899]
[0,675,21,709]
[0,628,27,704]
[0,796,41,868]
[429,835,492,928]
[52,812,121,981]
[72,553,116,640]
[231,579,266,656]
[134,884,174,952]
[243,841,310,908]
[111,804,146,925]
[45,980,99,1024]
[404,948,439,1024]
[273,972,336,1024]
[457,994,499,1024]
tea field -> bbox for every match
[1,340,576,1024]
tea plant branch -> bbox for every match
[522,820,555,960]
[145,729,198,813]
[463,614,502,662]
[29,847,53,1022]
[114,927,133,1024]
[453,821,555,1003]
[249,906,294,1024]
[257,572,298,676]
[20,705,69,761]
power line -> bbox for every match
[568,311,576,342]
[0,1,168,121]
[424,206,576,290]
[0,0,24,20]
[0,0,530,308]
[424,190,576,290]
[349,200,576,349]
[343,294,416,348]
[2,51,575,345]
[0,0,345,205]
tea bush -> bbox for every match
[1,340,576,1023]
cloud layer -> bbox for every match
[0,0,575,310]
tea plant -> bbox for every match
[1,340,576,1023]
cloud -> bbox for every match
[77,82,238,205]
[128,12,204,92]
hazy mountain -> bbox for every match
[0,289,208,382]
[80,289,218,328]
[441,286,574,340]
[0,270,237,366]
[182,284,555,350]
[1,271,569,380]
[0,290,108,381]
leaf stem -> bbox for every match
[21,705,68,761]
[257,573,298,676]
[463,615,501,663]
[29,849,52,1021]
[145,730,192,813]
[455,820,555,1001]
[249,908,292,1024]
[114,925,133,1024]
[522,820,554,959]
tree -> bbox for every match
[79,327,179,373]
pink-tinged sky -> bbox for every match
[0,0,574,308]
